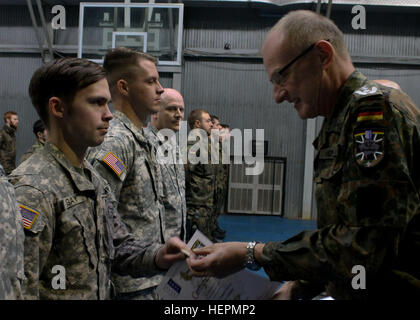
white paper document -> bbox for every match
[156,230,281,300]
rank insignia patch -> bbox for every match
[19,204,39,230]
[354,129,385,168]
[102,152,126,177]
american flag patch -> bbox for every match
[102,152,126,177]
[19,204,39,230]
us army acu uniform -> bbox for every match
[259,71,420,299]
[185,133,217,241]
[20,139,45,164]
[10,142,164,300]
[0,124,17,174]
[87,111,165,299]
[0,176,24,300]
[144,123,186,241]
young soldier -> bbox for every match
[185,109,217,241]
[10,57,188,300]
[20,119,47,164]
[86,48,167,300]
[0,111,19,174]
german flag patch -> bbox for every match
[357,111,383,122]
[20,204,39,230]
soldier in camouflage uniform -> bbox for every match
[188,10,420,299]
[0,176,24,300]
[86,48,167,300]
[10,57,187,300]
[211,118,230,240]
[0,111,19,174]
[144,88,187,242]
[185,109,216,241]
[20,119,47,164]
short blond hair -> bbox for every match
[187,109,209,129]
[4,111,17,123]
[265,10,350,60]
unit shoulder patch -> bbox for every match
[353,128,385,168]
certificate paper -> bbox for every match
[156,230,281,300]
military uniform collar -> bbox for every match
[114,110,149,146]
[3,124,16,136]
[147,122,159,136]
[147,122,172,145]
[325,70,368,129]
[313,70,368,149]
[44,142,96,192]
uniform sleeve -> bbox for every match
[87,135,132,200]
[14,185,54,300]
[185,144,216,207]
[104,192,163,278]
[259,93,420,293]
[0,178,24,300]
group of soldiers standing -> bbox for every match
[0,47,229,300]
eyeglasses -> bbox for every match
[270,40,327,86]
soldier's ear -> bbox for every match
[116,79,129,96]
[49,96,64,120]
[316,40,333,69]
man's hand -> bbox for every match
[154,237,192,270]
[272,281,298,300]
[186,242,248,278]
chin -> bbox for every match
[91,138,104,147]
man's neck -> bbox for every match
[322,61,355,118]
[115,101,147,130]
[48,130,86,168]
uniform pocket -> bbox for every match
[314,145,344,183]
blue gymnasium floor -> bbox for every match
[218,214,317,279]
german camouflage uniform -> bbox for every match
[212,143,229,228]
[87,111,165,299]
[185,135,217,241]
[0,124,17,174]
[20,140,45,164]
[0,176,24,300]
[144,123,187,241]
[10,142,164,300]
[259,71,420,299]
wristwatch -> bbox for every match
[245,241,261,271]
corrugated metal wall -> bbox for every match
[181,6,420,219]
[181,59,306,218]
[0,54,43,162]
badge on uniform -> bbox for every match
[102,151,126,177]
[19,204,39,230]
[354,129,385,168]
[357,111,383,122]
